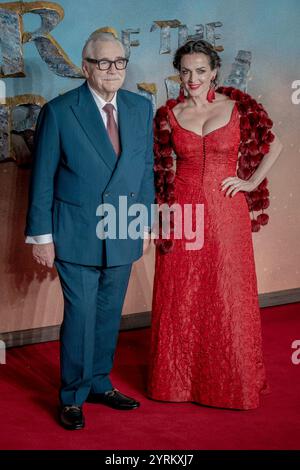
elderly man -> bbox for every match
[25,32,154,430]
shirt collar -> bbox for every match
[87,82,118,111]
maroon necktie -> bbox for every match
[103,103,121,157]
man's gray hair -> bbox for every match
[82,31,126,59]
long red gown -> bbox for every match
[148,102,269,410]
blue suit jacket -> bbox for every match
[25,81,155,266]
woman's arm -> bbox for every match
[221,133,283,197]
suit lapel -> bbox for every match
[117,90,135,159]
[71,82,117,171]
[104,90,137,190]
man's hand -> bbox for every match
[32,242,55,268]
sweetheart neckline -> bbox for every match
[169,101,238,139]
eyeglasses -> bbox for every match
[84,58,129,70]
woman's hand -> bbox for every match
[221,176,258,197]
[221,135,283,198]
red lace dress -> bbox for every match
[148,102,269,410]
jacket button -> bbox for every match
[104,193,110,197]
[130,192,135,197]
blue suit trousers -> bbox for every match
[55,259,132,406]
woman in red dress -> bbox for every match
[148,40,283,410]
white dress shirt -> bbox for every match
[87,83,118,127]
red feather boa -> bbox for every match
[153,86,274,253]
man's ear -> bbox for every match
[82,61,89,79]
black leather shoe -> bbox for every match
[59,405,85,430]
[86,388,140,410]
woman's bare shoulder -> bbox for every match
[215,92,233,102]
[171,101,186,116]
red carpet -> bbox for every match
[0,303,299,450]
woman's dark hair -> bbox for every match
[173,39,222,85]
